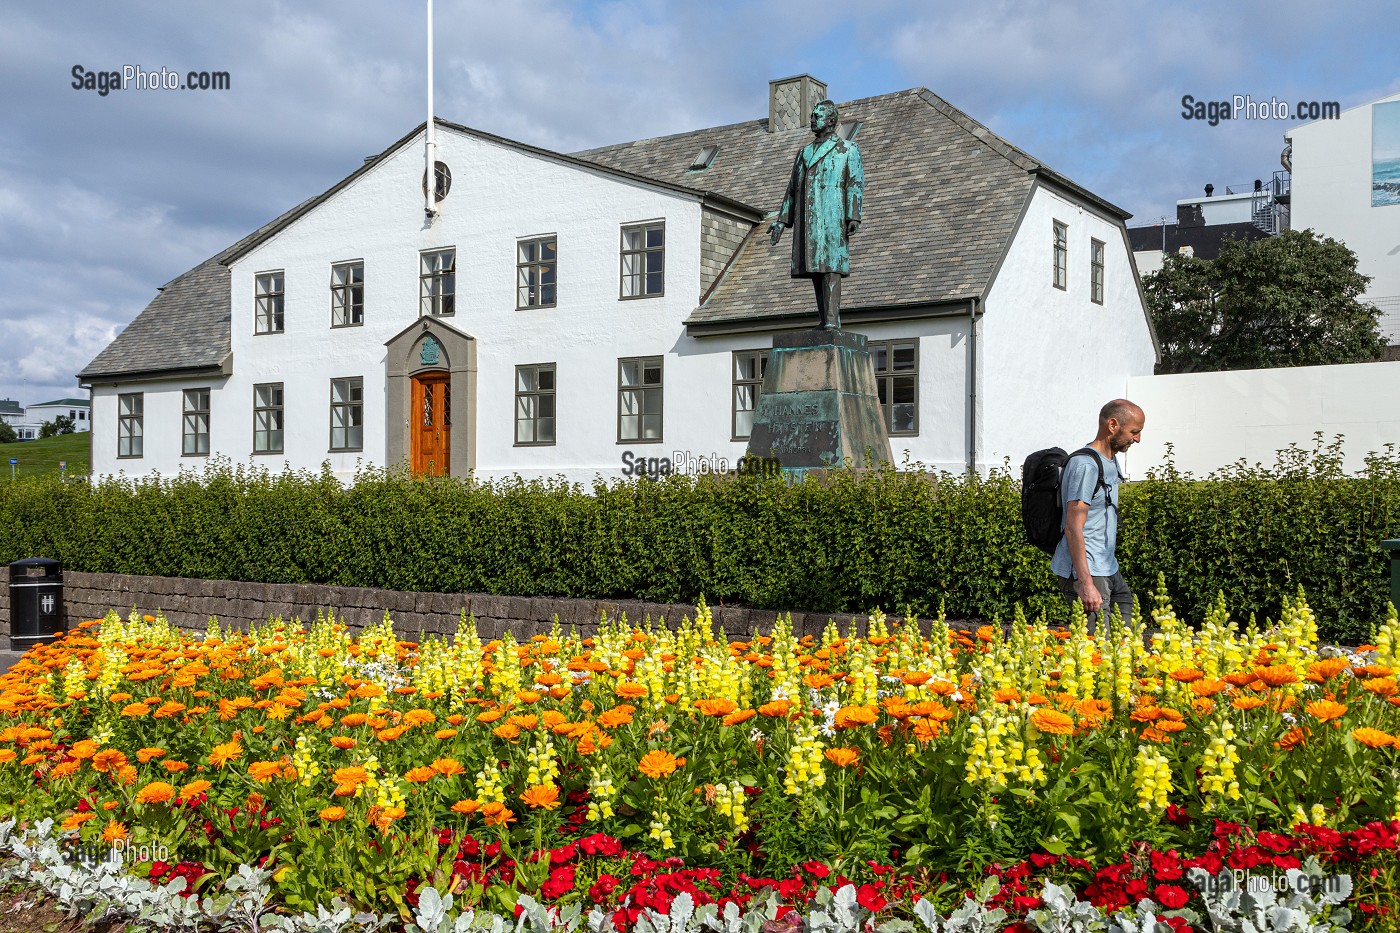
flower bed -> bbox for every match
[1,579,1398,929]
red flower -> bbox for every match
[802,861,831,879]
[1029,852,1060,869]
[855,884,887,912]
[1153,884,1190,909]
[1011,896,1042,911]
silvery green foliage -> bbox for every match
[1023,881,1107,933]
[1106,899,1176,933]
[940,877,1008,933]
[808,884,868,933]
[634,891,697,933]
[514,892,587,933]
[1188,863,1354,933]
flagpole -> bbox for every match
[425,0,437,217]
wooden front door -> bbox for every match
[411,373,451,476]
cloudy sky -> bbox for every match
[1,0,1396,409]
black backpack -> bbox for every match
[1021,447,1110,556]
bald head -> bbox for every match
[1096,399,1144,455]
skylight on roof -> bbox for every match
[688,144,720,171]
[836,121,861,141]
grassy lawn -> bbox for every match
[0,432,90,482]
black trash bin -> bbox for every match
[8,557,65,652]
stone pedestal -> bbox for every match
[745,330,894,476]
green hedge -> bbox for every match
[2,440,1398,643]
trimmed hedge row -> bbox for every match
[2,440,1397,643]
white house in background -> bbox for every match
[78,77,1157,483]
[24,397,92,433]
[1287,90,1400,347]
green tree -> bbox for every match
[39,415,75,439]
[0,421,15,443]
[1145,228,1385,373]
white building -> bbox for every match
[79,77,1157,483]
[24,397,92,433]
[1287,90,1400,346]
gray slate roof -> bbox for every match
[78,202,311,382]
[575,88,1131,329]
[30,398,89,407]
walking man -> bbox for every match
[1052,399,1145,629]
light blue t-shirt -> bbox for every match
[1050,447,1121,579]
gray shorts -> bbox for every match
[1056,571,1133,631]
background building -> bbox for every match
[79,78,1158,482]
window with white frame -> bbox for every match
[620,222,664,298]
[732,350,768,440]
[1053,221,1068,291]
[1090,238,1105,305]
[517,237,557,309]
[253,383,284,454]
[117,393,143,458]
[255,271,284,334]
[515,364,556,445]
[331,261,364,327]
[420,249,455,316]
[869,340,919,436]
[329,377,363,451]
[182,388,211,456]
[618,356,662,442]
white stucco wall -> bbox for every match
[1179,192,1255,225]
[23,402,92,432]
[1126,361,1400,476]
[91,378,230,475]
[218,125,713,484]
[979,184,1158,475]
[1289,92,1400,302]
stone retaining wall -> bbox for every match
[0,572,933,647]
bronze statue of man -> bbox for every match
[769,99,865,330]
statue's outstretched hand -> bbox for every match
[769,221,785,245]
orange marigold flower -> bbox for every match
[476,710,504,724]
[901,671,932,686]
[1352,727,1395,748]
[330,736,357,750]
[1256,665,1299,687]
[1305,700,1348,722]
[1190,679,1229,698]
[1277,726,1309,750]
[247,760,285,782]
[435,729,459,740]
[802,674,837,690]
[320,806,346,822]
[341,713,369,727]
[1232,696,1267,711]
[1031,709,1075,735]
[135,781,176,804]
[637,749,682,778]
[1308,658,1350,681]
[1155,720,1187,733]
[695,698,738,717]
[101,820,129,843]
[1193,697,1217,715]
[758,700,792,718]
[722,709,757,727]
[1363,678,1399,698]
[69,739,99,760]
[615,682,648,700]
[61,812,97,830]
[521,784,562,809]
[993,687,1021,704]
[333,766,369,787]
[50,761,80,780]
[451,799,481,815]
[1169,668,1204,683]
[163,760,190,773]
[136,747,167,763]
[91,749,128,773]
[405,766,437,783]
[153,701,187,719]
[180,778,212,797]
[354,683,385,699]
[432,758,465,776]
[376,726,408,742]
[507,714,539,731]
[209,742,243,768]
[834,705,879,729]
[121,702,149,718]
[403,709,436,728]
[824,747,860,768]
[482,802,516,826]
[596,706,635,729]
[492,724,521,741]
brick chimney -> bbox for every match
[768,74,828,133]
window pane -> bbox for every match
[643,362,661,385]
[538,394,555,418]
[642,413,661,439]
[538,368,555,391]
[892,375,917,405]
[643,388,662,415]
[620,360,640,387]
[620,390,640,416]
[735,408,754,437]
[537,417,554,443]
[623,230,642,251]
[646,227,663,249]
[517,368,538,392]
[872,346,888,372]
[892,345,917,370]
[620,413,639,440]
[519,242,537,263]
[892,404,916,433]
